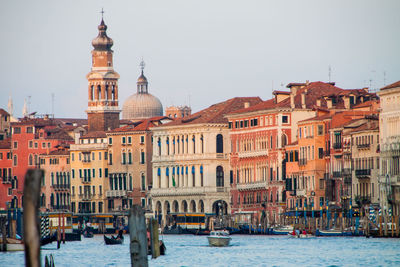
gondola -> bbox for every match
[104,234,124,245]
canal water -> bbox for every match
[1,234,400,266]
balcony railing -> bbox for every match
[299,158,307,166]
[106,190,127,198]
[2,176,12,184]
[333,143,342,149]
[355,169,371,178]
[332,171,342,178]
[343,168,352,177]
[82,194,92,201]
[296,189,306,196]
[237,181,267,191]
[81,178,91,184]
[357,143,371,149]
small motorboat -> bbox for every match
[104,234,123,245]
[83,230,94,238]
[288,233,313,238]
[271,226,294,235]
[207,230,231,247]
[0,237,24,251]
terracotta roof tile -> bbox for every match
[109,116,170,133]
[164,97,262,126]
[0,109,9,116]
[81,131,106,139]
[381,80,400,90]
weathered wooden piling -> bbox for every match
[23,169,43,267]
[1,216,7,251]
[150,219,160,259]
[129,205,148,267]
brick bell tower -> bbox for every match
[86,15,120,132]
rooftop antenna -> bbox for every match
[328,65,332,83]
[51,93,55,118]
[383,71,386,86]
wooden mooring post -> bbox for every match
[129,205,148,267]
[23,169,43,267]
[150,219,160,259]
[1,216,7,251]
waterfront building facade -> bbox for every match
[39,145,71,212]
[0,138,12,210]
[341,116,380,209]
[10,118,74,208]
[150,97,262,226]
[378,81,400,215]
[106,116,170,212]
[0,109,10,140]
[70,132,109,213]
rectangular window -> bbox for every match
[29,141,33,148]
[240,121,243,128]
[72,169,75,178]
[92,152,95,161]
[108,137,112,144]
[318,148,323,159]
[318,125,323,135]
[99,168,102,178]
[13,142,18,149]
[109,153,113,165]
[98,152,101,161]
[244,120,249,127]
[105,168,108,178]
[141,152,145,164]
[104,152,108,160]
[254,118,258,126]
[13,127,21,134]
[282,116,288,123]
[72,186,75,195]
[319,179,324,189]
[41,142,45,148]
[140,136,145,143]
[79,169,82,178]
[26,127,33,133]
[229,122,233,129]
[122,136,126,144]
[92,169,95,178]
[99,185,102,195]
[128,152,132,164]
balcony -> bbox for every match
[237,181,266,191]
[355,169,371,178]
[106,190,127,198]
[2,176,12,184]
[332,171,342,178]
[343,168,352,177]
[357,143,370,149]
[82,159,91,163]
[390,175,400,185]
[81,178,91,184]
[296,189,306,196]
[82,194,92,201]
[299,158,307,166]
[150,186,229,197]
[51,184,70,191]
[333,143,342,149]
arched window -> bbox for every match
[192,166,195,187]
[91,85,94,100]
[200,165,204,187]
[105,85,109,100]
[157,138,161,156]
[13,155,17,166]
[112,85,116,100]
[216,134,223,153]
[29,154,33,165]
[192,135,196,154]
[281,134,288,148]
[166,137,170,155]
[97,85,101,100]
[200,135,204,153]
[216,166,224,187]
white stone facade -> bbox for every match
[150,123,231,225]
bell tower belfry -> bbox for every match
[86,13,120,132]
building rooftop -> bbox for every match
[381,80,400,90]
[163,97,262,126]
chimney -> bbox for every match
[344,96,350,109]
[290,94,295,109]
[301,93,306,109]
[244,102,250,109]
[326,98,332,109]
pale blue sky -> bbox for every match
[1,0,399,118]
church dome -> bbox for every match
[122,67,163,120]
[122,93,163,120]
